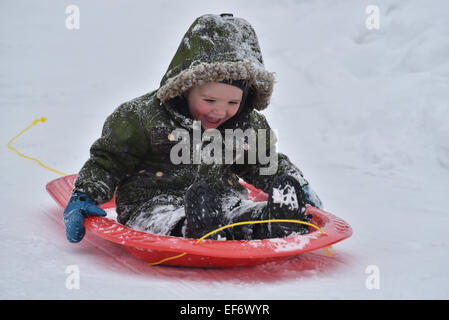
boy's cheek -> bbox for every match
[229,105,239,116]
[189,102,210,119]
[224,106,239,120]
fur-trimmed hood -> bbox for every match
[156,13,275,111]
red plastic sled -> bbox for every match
[46,174,352,267]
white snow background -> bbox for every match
[1,0,448,299]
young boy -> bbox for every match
[63,13,322,243]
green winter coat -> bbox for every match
[73,13,308,234]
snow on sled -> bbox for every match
[46,174,352,267]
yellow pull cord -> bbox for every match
[196,219,325,242]
[147,252,188,266]
[148,219,333,266]
[6,117,68,176]
[323,246,333,257]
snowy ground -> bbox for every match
[1,0,448,299]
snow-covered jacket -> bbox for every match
[72,13,308,225]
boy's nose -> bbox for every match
[209,109,226,118]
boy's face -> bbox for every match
[185,82,242,130]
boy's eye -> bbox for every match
[203,99,239,105]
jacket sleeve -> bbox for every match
[72,103,150,205]
[232,110,309,193]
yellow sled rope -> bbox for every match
[7,117,68,176]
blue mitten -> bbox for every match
[63,192,107,243]
[302,184,323,209]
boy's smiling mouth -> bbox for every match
[202,115,226,128]
[205,116,222,124]
[203,116,224,128]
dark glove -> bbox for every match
[302,184,323,209]
[63,192,107,243]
